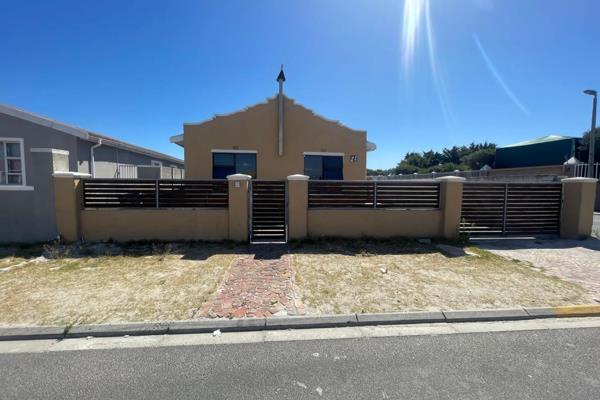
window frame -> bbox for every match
[303,152,344,180]
[211,150,257,179]
[0,137,27,188]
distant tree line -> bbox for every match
[367,142,497,176]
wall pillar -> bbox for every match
[53,173,83,242]
[436,176,465,239]
[287,174,309,240]
[227,174,251,242]
[560,177,598,239]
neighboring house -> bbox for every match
[170,69,376,180]
[0,104,183,243]
[495,135,580,169]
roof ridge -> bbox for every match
[0,103,182,164]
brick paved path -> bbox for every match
[197,254,305,318]
[480,238,600,301]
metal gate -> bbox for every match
[460,182,562,236]
[250,180,287,243]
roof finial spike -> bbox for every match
[276,65,286,82]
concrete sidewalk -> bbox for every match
[2,305,600,341]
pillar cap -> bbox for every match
[53,171,92,178]
[561,177,598,183]
[226,174,252,181]
[287,174,309,181]
[435,176,466,182]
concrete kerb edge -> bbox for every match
[2,306,600,341]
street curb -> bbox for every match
[443,308,530,322]
[1,305,600,341]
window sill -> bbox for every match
[0,185,34,191]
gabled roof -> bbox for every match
[0,103,183,164]
[499,135,577,148]
[169,95,376,151]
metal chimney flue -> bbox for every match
[276,65,286,157]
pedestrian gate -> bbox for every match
[250,180,287,243]
[460,182,562,236]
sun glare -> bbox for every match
[401,0,426,75]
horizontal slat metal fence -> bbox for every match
[158,180,228,208]
[308,181,440,209]
[82,179,228,208]
[460,182,562,236]
[505,183,562,235]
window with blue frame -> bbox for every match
[212,152,257,179]
[304,155,343,180]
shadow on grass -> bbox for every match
[9,235,594,263]
[472,236,600,252]
[1,237,446,262]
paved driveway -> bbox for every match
[478,238,600,301]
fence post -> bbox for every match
[436,176,466,239]
[227,174,251,242]
[560,177,598,239]
[502,184,508,235]
[287,174,309,240]
[373,181,377,208]
[155,180,160,208]
[53,172,83,242]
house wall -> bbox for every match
[0,111,183,243]
[80,141,183,179]
[0,113,81,242]
[183,97,367,180]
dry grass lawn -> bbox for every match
[0,242,236,326]
[292,239,594,314]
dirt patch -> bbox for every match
[0,242,236,326]
[292,239,594,314]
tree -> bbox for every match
[462,148,496,170]
[367,142,497,176]
[579,127,600,163]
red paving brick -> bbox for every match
[197,254,305,319]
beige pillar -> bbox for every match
[227,174,251,242]
[560,177,598,239]
[436,176,465,239]
[287,174,309,240]
[53,173,83,242]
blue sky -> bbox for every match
[1,0,599,169]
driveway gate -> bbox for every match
[460,182,562,236]
[250,180,287,243]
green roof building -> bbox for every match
[495,135,580,168]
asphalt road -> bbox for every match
[2,324,600,400]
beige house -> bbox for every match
[170,69,376,180]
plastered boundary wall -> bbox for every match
[53,173,249,242]
[53,174,597,242]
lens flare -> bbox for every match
[424,0,455,128]
[401,0,425,76]
[402,0,456,128]
[473,34,530,115]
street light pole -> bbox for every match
[583,89,597,178]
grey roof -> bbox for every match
[0,103,183,165]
